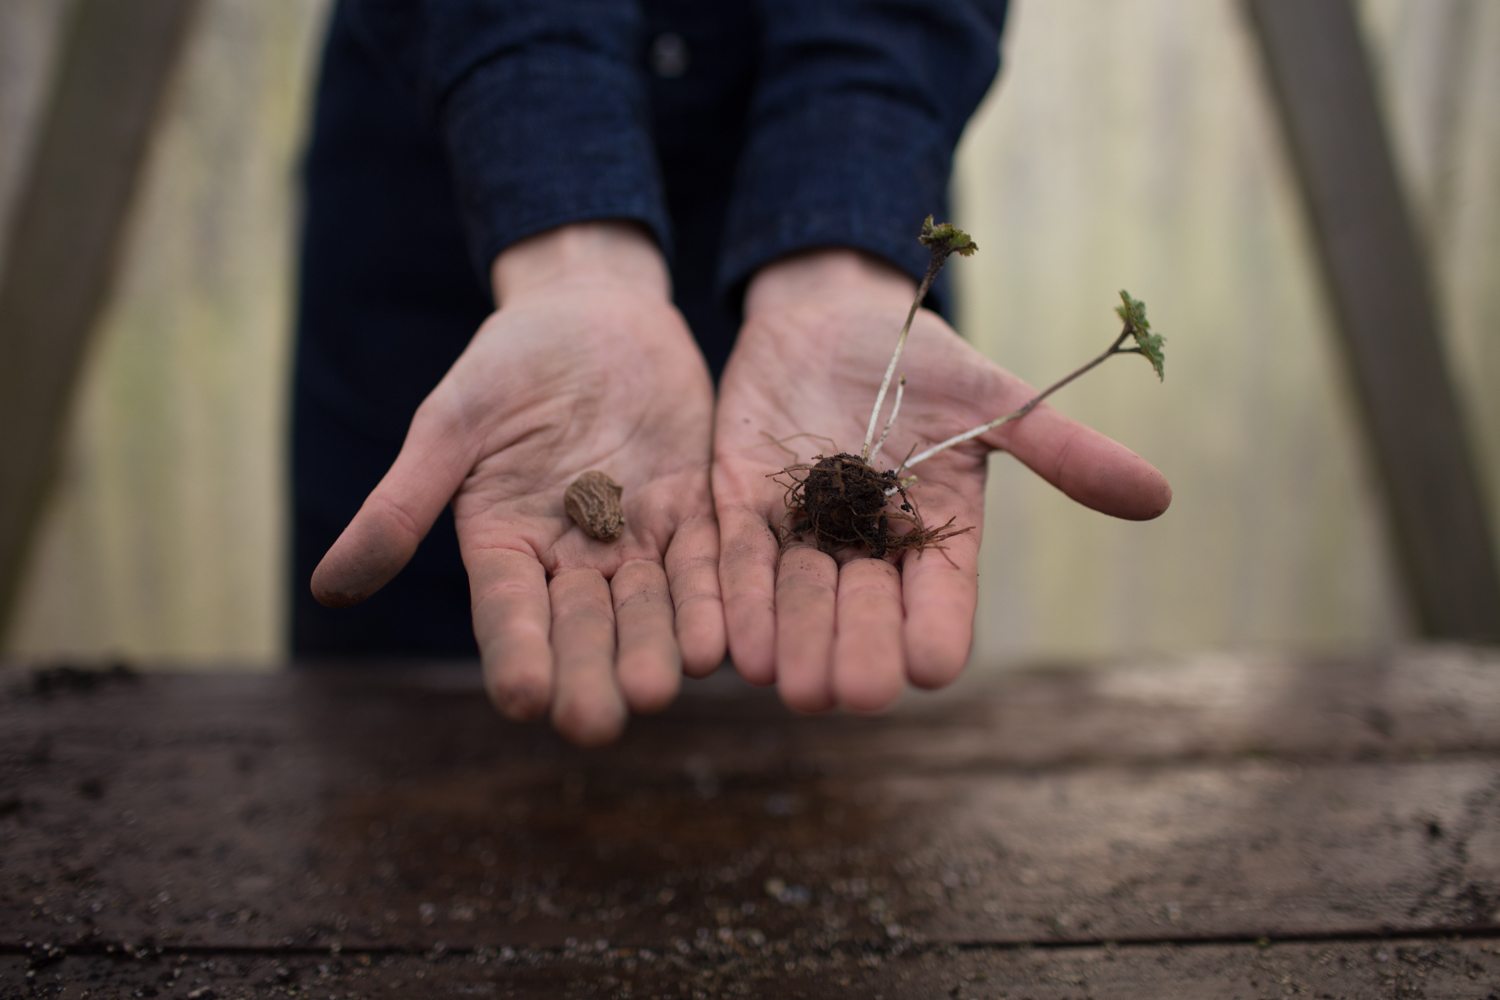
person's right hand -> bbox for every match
[310,223,724,746]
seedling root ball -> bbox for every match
[776,452,965,559]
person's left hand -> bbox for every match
[712,251,1172,714]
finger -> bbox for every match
[774,545,838,713]
[980,373,1171,521]
[311,398,474,607]
[549,568,627,746]
[467,547,553,720]
[611,560,681,714]
[717,504,779,685]
[832,559,905,713]
[664,513,726,678]
[900,524,982,690]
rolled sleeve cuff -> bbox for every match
[716,91,955,314]
[440,52,673,283]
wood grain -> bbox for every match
[0,0,201,633]
[8,938,1498,1000]
[4,651,1497,958]
[1243,0,1500,640]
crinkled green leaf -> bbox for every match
[1136,331,1166,380]
[1115,290,1148,332]
[1116,289,1165,380]
[919,215,979,258]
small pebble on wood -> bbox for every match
[564,470,625,542]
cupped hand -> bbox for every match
[713,251,1171,714]
[311,224,724,745]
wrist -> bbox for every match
[743,248,916,319]
[491,221,669,304]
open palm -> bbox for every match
[312,276,723,745]
[714,256,1171,714]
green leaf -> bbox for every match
[1115,289,1148,331]
[1116,289,1165,380]
[918,215,979,258]
[1136,331,1166,380]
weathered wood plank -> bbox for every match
[1242,0,1500,640]
[9,750,1495,951]
[0,0,201,633]
[7,647,1498,772]
[7,937,1499,999]
[3,654,1498,951]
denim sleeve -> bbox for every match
[346,0,671,284]
[718,0,1008,308]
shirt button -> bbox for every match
[649,32,689,78]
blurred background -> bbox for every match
[1,0,1496,670]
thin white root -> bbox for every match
[901,412,1017,472]
[862,324,911,459]
[869,376,906,464]
[861,287,930,460]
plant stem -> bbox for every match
[900,326,1133,472]
[861,257,942,462]
[870,376,906,464]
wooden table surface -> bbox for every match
[3,647,1499,998]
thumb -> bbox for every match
[311,398,475,607]
[975,363,1172,521]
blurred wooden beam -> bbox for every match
[0,0,200,636]
[1244,0,1500,641]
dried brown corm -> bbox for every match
[564,470,625,542]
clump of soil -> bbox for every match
[776,452,966,559]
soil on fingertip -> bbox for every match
[774,452,968,559]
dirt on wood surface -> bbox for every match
[8,938,1499,999]
[14,660,137,698]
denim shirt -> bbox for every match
[292,0,1008,656]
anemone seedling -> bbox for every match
[777,216,1166,557]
